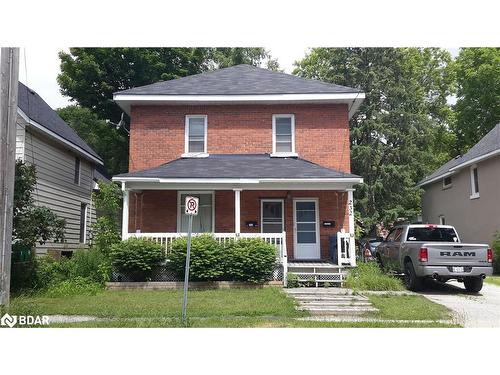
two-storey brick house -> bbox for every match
[112,65,365,283]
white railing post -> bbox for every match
[121,183,129,241]
[347,188,356,266]
[282,231,288,287]
[234,189,241,235]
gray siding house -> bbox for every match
[418,123,500,245]
[15,82,104,256]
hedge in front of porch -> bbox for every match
[169,234,277,283]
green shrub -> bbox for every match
[345,262,403,291]
[286,272,300,288]
[492,233,500,275]
[169,234,224,281]
[70,249,111,283]
[110,238,165,281]
[33,256,73,290]
[223,238,276,283]
[42,277,103,298]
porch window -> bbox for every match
[185,115,207,155]
[179,192,213,233]
[261,199,284,233]
[272,114,296,156]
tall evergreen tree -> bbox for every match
[294,48,455,227]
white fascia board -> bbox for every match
[417,171,454,188]
[112,176,363,185]
[114,92,366,119]
[448,149,500,172]
[17,108,104,166]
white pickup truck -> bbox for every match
[376,224,493,292]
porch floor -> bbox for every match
[288,261,343,268]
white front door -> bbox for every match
[293,199,320,259]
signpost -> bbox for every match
[182,196,199,324]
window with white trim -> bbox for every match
[74,157,81,185]
[442,176,452,189]
[179,192,213,233]
[185,115,207,154]
[79,203,88,243]
[261,199,284,233]
[272,114,296,155]
[470,165,479,198]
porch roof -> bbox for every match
[114,154,361,180]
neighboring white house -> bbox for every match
[16,82,105,256]
[418,123,500,245]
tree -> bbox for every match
[57,48,279,174]
[294,48,455,228]
[206,48,280,70]
[57,105,127,176]
[13,160,65,248]
[91,181,122,253]
[453,48,500,154]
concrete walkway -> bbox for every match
[418,280,500,328]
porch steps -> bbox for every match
[287,261,348,287]
[285,288,378,317]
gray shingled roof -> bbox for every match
[115,64,362,96]
[114,154,360,179]
[17,82,102,162]
[419,123,500,186]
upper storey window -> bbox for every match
[184,115,208,157]
[272,114,297,157]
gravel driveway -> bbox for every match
[418,280,500,327]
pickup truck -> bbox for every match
[376,224,493,292]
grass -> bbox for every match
[44,318,458,328]
[484,276,500,287]
[368,294,452,321]
[5,287,306,319]
[2,287,457,328]
[345,262,404,291]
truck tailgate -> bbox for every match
[424,243,490,266]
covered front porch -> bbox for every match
[113,154,363,284]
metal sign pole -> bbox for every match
[181,214,193,324]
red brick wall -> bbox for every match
[129,103,351,173]
[128,190,348,260]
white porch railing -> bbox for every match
[124,232,288,283]
[337,230,356,266]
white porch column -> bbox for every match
[121,182,129,240]
[346,188,356,266]
[234,189,242,235]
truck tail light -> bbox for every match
[419,247,428,262]
[487,248,493,263]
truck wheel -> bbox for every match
[404,261,423,292]
[464,277,483,293]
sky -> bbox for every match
[18,47,458,111]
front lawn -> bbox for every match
[484,276,500,287]
[3,288,457,328]
[368,294,452,321]
[7,287,305,319]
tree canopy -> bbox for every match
[294,48,456,227]
[57,105,127,176]
[453,47,500,154]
